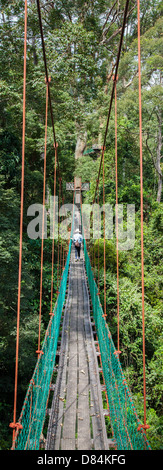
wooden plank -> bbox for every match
[82,261,109,450]
[77,260,91,450]
[45,261,72,450]
[61,438,76,450]
[61,260,78,444]
[46,245,108,451]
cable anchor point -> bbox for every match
[36,349,44,356]
[137,423,150,432]
[114,350,122,356]
[9,422,23,430]
[45,76,51,84]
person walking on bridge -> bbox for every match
[73,228,83,261]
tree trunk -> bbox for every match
[146,108,162,203]
[75,132,87,160]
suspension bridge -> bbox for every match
[9,0,151,451]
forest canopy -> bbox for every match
[0,0,162,450]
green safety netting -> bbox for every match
[12,201,151,451]
[83,234,151,450]
[12,233,72,450]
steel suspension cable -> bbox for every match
[36,0,63,200]
[36,0,56,144]
[9,0,27,443]
[92,0,130,206]
[36,0,66,306]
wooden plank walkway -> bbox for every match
[45,247,108,451]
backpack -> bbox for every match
[75,240,80,247]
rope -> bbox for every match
[60,197,64,275]
[9,0,27,443]
[61,197,64,276]
[97,182,100,295]
[50,142,58,315]
[57,178,61,293]
[36,78,49,356]
[102,146,107,319]
[137,0,149,433]
[113,75,121,355]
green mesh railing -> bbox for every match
[12,236,72,450]
[12,198,151,451]
[83,236,151,450]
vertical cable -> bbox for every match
[102,147,107,318]
[50,142,58,315]
[97,182,100,294]
[57,177,61,292]
[9,0,27,443]
[114,75,121,355]
[137,0,149,433]
[61,197,64,272]
[94,221,96,278]
[36,78,49,355]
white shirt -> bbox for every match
[73,233,83,244]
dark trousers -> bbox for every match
[75,245,81,259]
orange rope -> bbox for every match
[137,0,149,432]
[61,197,64,272]
[37,78,49,355]
[102,146,107,319]
[113,75,121,355]
[50,142,58,315]
[97,182,100,294]
[63,245,65,269]
[57,178,61,291]
[9,0,27,443]
[94,227,96,278]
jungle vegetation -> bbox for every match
[0,0,162,449]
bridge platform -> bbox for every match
[45,247,109,450]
